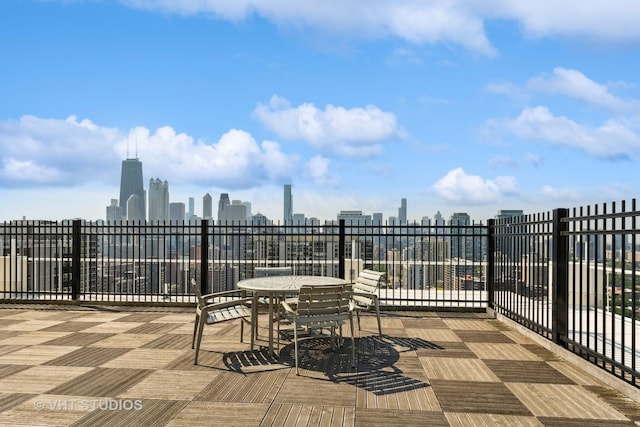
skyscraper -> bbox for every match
[119,158,145,220]
[203,193,213,219]
[126,194,143,221]
[106,199,121,222]
[284,184,292,223]
[434,211,444,227]
[220,200,247,223]
[169,202,186,221]
[399,198,407,224]
[187,197,195,221]
[218,193,230,222]
[373,212,383,225]
[148,178,169,222]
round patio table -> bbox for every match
[238,275,346,354]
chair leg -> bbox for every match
[349,315,356,368]
[375,302,382,337]
[293,321,300,375]
[192,313,199,349]
[194,316,206,365]
[356,310,361,331]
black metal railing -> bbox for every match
[1,198,640,386]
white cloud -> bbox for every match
[527,67,636,112]
[0,115,299,189]
[121,0,496,55]
[305,155,339,186]
[491,1,640,43]
[253,95,400,157]
[432,167,517,204]
[540,185,580,203]
[117,1,640,56]
[490,106,640,159]
[0,115,121,187]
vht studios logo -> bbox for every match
[34,399,143,411]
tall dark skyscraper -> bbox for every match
[218,193,230,222]
[399,198,407,224]
[119,158,145,220]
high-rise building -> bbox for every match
[220,200,247,223]
[106,199,121,222]
[169,202,186,221]
[242,202,252,221]
[203,193,213,219]
[218,193,230,222]
[119,158,145,220]
[399,198,407,224]
[284,184,292,224]
[373,212,383,225]
[434,211,444,227]
[187,197,195,221]
[148,178,169,222]
[495,210,524,220]
[495,210,525,261]
[126,194,144,221]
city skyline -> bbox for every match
[114,161,495,224]
[2,2,640,222]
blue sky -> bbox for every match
[2,1,640,223]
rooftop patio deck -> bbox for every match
[0,306,638,426]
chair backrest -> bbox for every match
[254,266,293,278]
[353,269,385,294]
[296,284,350,317]
[190,279,204,307]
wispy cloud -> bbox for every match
[487,106,640,159]
[491,1,640,43]
[121,0,497,55]
[253,95,401,157]
[432,167,517,204]
[540,185,580,202]
[527,67,638,112]
[118,1,640,56]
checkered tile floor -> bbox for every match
[0,306,638,426]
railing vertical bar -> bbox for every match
[552,208,569,346]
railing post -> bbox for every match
[487,219,495,308]
[339,219,345,280]
[552,208,569,346]
[200,219,209,294]
[71,220,81,300]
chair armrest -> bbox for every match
[281,300,297,315]
[201,297,253,312]
[351,290,378,300]
[200,290,247,304]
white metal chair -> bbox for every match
[350,269,385,337]
[281,284,354,375]
[190,279,253,365]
